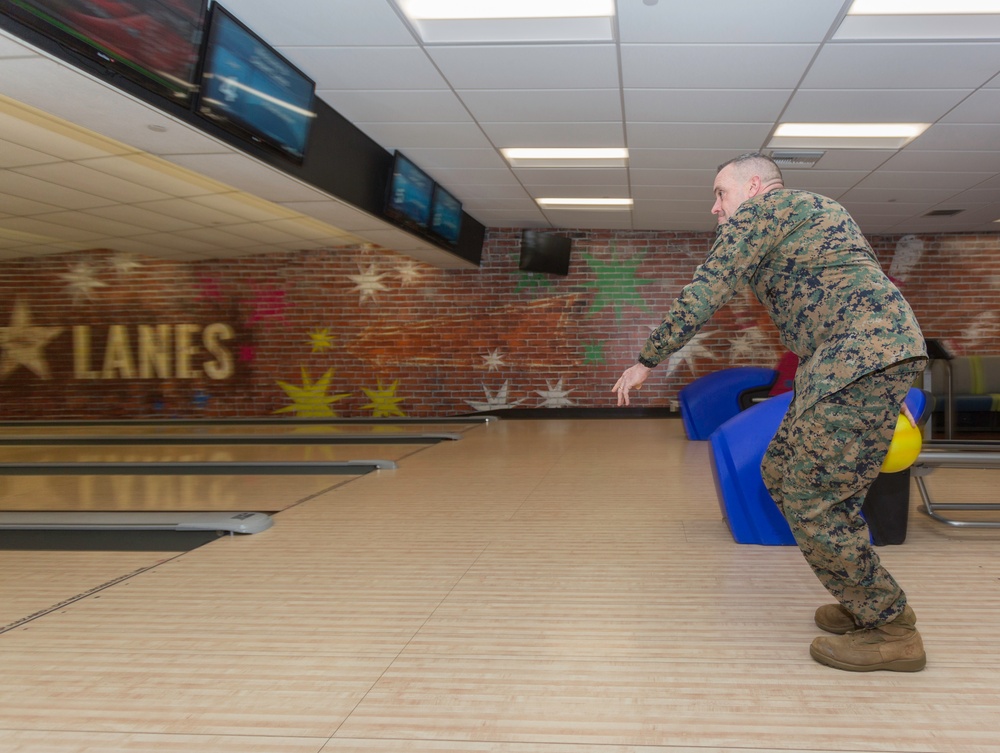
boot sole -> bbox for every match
[810,645,927,672]
[814,619,855,635]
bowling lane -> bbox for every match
[0,441,428,513]
[0,420,484,443]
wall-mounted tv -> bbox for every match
[4,0,207,101]
[384,151,434,231]
[195,4,316,163]
[429,183,462,247]
[519,231,572,276]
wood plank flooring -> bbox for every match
[1,418,998,753]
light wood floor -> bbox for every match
[1,418,999,753]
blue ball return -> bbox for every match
[679,367,777,440]
[708,388,928,546]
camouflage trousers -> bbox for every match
[760,358,927,628]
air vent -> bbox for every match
[923,209,964,217]
[768,150,824,168]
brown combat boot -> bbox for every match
[815,603,917,635]
[810,607,925,672]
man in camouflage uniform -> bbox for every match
[613,152,928,672]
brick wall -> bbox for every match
[1,229,997,420]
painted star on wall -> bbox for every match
[348,263,389,303]
[0,300,64,380]
[274,367,351,418]
[481,348,506,371]
[580,248,653,320]
[309,328,335,352]
[729,327,775,366]
[536,378,575,409]
[109,252,144,276]
[466,381,526,412]
[582,341,606,365]
[515,271,557,293]
[59,262,108,304]
[395,260,425,286]
[663,331,718,378]
[361,379,406,418]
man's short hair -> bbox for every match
[717,152,784,184]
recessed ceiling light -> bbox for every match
[502,148,628,168]
[536,198,633,209]
[398,0,615,19]
[848,0,1000,13]
[768,123,928,150]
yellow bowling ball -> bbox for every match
[880,414,923,473]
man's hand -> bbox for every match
[613,363,652,406]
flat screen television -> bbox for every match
[429,183,462,246]
[384,151,434,231]
[519,231,572,276]
[195,4,316,163]
[4,0,207,101]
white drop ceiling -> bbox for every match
[1,0,1000,268]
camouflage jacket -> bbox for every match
[638,189,926,414]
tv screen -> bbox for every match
[519,231,572,276]
[429,184,462,246]
[196,4,316,163]
[384,151,433,230]
[5,0,207,100]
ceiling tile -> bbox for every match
[82,204,201,233]
[37,210,151,237]
[13,162,171,204]
[352,122,494,150]
[631,168,718,188]
[620,45,818,89]
[0,170,115,210]
[426,45,620,90]
[479,121,624,149]
[803,43,1000,89]
[909,123,1000,152]
[941,88,1000,123]
[79,155,233,198]
[396,148,509,172]
[0,136,62,168]
[781,89,973,123]
[221,0,416,46]
[0,189,62,216]
[280,200,388,231]
[882,149,1000,173]
[456,89,622,123]
[514,169,628,189]
[162,153,329,202]
[627,122,773,150]
[281,47,447,91]
[625,89,791,123]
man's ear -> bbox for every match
[747,175,762,197]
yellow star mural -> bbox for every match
[308,327,335,352]
[0,300,64,381]
[273,367,351,418]
[361,379,406,418]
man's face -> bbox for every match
[711,164,753,225]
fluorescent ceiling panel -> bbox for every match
[397,0,615,42]
[501,147,628,167]
[838,0,1000,38]
[768,123,928,149]
[536,197,632,208]
[847,0,1000,13]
